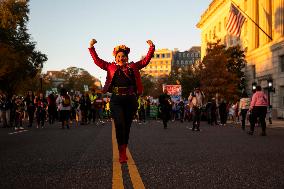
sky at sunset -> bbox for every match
[27,0,212,84]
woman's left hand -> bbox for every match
[146,40,154,46]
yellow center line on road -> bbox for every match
[112,120,145,189]
[126,148,146,189]
[112,120,124,189]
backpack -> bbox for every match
[62,95,71,107]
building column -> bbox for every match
[274,0,284,39]
[259,0,272,44]
[281,0,284,36]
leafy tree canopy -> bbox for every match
[0,0,47,94]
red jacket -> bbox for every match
[89,45,155,95]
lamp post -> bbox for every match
[252,82,257,93]
[267,79,275,124]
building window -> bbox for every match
[156,54,160,58]
[177,61,179,65]
[167,53,170,58]
[191,53,194,57]
[280,55,284,72]
[162,54,165,58]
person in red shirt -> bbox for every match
[89,38,155,163]
[248,85,268,136]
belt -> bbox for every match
[112,86,136,96]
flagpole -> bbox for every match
[231,1,273,41]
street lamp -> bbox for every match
[252,82,257,92]
[267,79,275,105]
[267,79,275,124]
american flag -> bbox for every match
[226,4,246,37]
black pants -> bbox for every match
[89,106,96,122]
[192,107,201,130]
[250,106,267,133]
[160,107,171,128]
[241,109,248,129]
[27,107,35,127]
[48,106,57,124]
[110,94,138,145]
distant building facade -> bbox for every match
[142,49,173,78]
[172,46,201,70]
[197,0,284,118]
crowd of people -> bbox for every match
[0,85,269,136]
[0,88,111,130]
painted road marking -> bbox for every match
[126,149,145,189]
[112,120,145,189]
[8,129,28,135]
[112,121,124,189]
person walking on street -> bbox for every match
[24,91,35,128]
[59,88,72,129]
[238,91,250,131]
[89,38,155,163]
[188,88,204,131]
[219,98,227,126]
[248,85,268,136]
[159,89,172,129]
[47,92,57,125]
[34,92,48,128]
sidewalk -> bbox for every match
[267,119,284,128]
[228,119,284,129]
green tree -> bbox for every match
[225,45,246,91]
[0,0,47,94]
[141,73,154,96]
[179,66,201,99]
[200,41,243,101]
[60,67,95,92]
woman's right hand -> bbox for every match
[89,39,97,48]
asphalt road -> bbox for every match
[0,120,284,189]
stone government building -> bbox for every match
[142,47,201,79]
[197,0,284,118]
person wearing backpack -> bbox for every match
[60,88,71,129]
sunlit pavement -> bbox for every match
[0,119,284,188]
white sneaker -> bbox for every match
[19,127,24,129]
[15,127,19,130]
